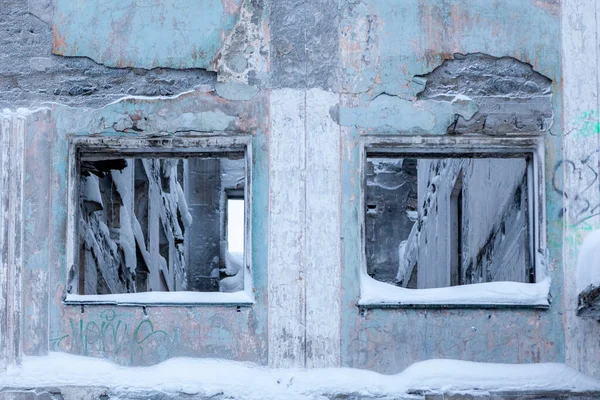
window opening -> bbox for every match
[73,152,246,296]
[366,155,533,290]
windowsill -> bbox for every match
[64,291,255,307]
[358,274,551,310]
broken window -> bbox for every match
[73,151,247,296]
[365,154,535,290]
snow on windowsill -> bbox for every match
[359,273,551,308]
[2,353,600,399]
[64,290,255,306]
[576,229,600,294]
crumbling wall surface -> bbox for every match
[0,0,571,380]
[0,90,269,367]
[339,0,563,374]
[417,54,553,135]
[268,0,339,90]
[561,0,600,380]
[0,0,217,108]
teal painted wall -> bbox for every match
[339,0,564,373]
[8,0,567,373]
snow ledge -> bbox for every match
[359,274,551,309]
[64,291,255,307]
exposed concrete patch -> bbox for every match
[0,386,109,400]
[3,386,600,400]
[577,285,600,320]
[269,0,339,90]
[416,53,553,135]
[0,0,217,108]
[27,0,53,26]
[339,53,552,135]
[422,392,600,400]
[138,110,236,133]
[533,0,560,16]
[216,0,269,85]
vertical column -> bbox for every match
[0,113,9,369]
[0,112,26,368]
[562,0,600,378]
[268,89,307,368]
[22,109,53,356]
[268,88,342,368]
[305,89,342,368]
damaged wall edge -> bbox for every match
[338,53,554,137]
[416,53,554,135]
[2,0,267,109]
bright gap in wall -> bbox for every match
[227,199,244,253]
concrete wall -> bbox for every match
[0,0,591,378]
[561,0,600,380]
[339,1,562,374]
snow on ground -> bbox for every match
[2,353,600,400]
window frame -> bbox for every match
[64,135,254,307]
[359,135,549,309]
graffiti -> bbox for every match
[563,219,597,249]
[49,309,171,365]
[553,149,600,227]
[566,109,600,138]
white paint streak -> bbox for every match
[268,89,307,368]
[0,115,9,370]
[268,89,342,368]
[0,112,26,369]
[561,0,600,378]
[304,89,341,368]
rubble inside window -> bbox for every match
[365,154,534,290]
[72,153,246,295]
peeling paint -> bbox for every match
[0,0,575,382]
[339,93,477,134]
[216,0,269,84]
[52,0,244,70]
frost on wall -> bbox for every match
[72,155,245,295]
[366,156,533,289]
